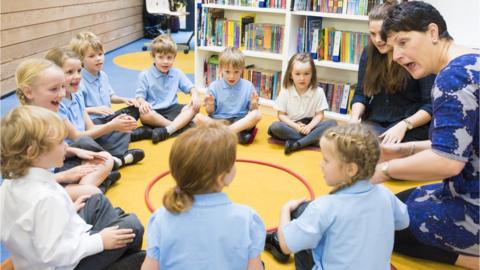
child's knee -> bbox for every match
[252,110,262,123]
[193,114,210,125]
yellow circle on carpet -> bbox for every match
[113,52,194,73]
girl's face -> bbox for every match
[63,58,82,94]
[31,140,67,169]
[388,30,436,79]
[83,46,104,75]
[291,61,312,92]
[24,67,65,112]
[368,20,390,54]
[319,138,351,187]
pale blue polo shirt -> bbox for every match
[79,69,114,119]
[283,180,409,270]
[58,92,86,145]
[135,65,193,110]
[208,78,255,119]
[146,192,266,270]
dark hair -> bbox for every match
[363,2,409,96]
[283,53,317,89]
[381,1,452,41]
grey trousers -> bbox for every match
[75,194,144,270]
[268,119,337,148]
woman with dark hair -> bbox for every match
[372,1,479,269]
[350,0,435,144]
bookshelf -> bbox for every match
[194,0,371,122]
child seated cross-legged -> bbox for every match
[135,34,202,144]
[0,106,145,270]
[141,121,266,270]
[69,31,150,143]
[200,47,262,145]
[45,48,145,170]
[265,124,410,269]
[15,58,117,199]
[268,53,336,155]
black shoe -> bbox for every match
[99,171,121,193]
[152,127,169,144]
[114,207,125,216]
[238,130,252,145]
[284,140,301,155]
[130,126,152,142]
[122,149,145,166]
[265,232,290,263]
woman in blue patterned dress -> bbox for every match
[370,1,479,269]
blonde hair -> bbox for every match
[1,106,67,179]
[219,47,245,70]
[45,47,80,68]
[69,31,104,60]
[283,53,317,89]
[151,34,177,57]
[15,58,57,105]
[321,124,380,194]
[163,121,237,213]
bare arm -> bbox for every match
[141,256,160,270]
[349,103,366,123]
[247,257,264,270]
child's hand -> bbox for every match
[283,198,307,212]
[88,106,115,116]
[204,94,215,107]
[60,164,99,182]
[100,225,136,250]
[139,102,152,115]
[293,122,305,133]
[299,125,312,135]
[74,194,91,212]
[76,149,110,161]
[111,114,138,133]
[189,95,202,111]
[250,90,259,110]
[124,98,141,108]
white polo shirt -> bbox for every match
[274,86,329,121]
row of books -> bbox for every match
[293,0,382,15]
[297,17,368,64]
[204,55,283,101]
[202,0,287,9]
[318,80,355,114]
[245,23,284,54]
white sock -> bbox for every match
[123,154,134,164]
[166,124,177,135]
[113,156,123,167]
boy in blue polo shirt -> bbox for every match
[201,47,261,144]
[135,35,201,144]
[69,32,150,142]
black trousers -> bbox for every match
[394,188,459,265]
[74,194,144,270]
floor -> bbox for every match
[0,33,461,269]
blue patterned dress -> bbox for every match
[406,54,479,256]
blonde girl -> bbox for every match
[268,53,336,155]
[142,121,265,270]
[267,124,409,270]
[45,48,144,168]
[15,58,114,200]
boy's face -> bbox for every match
[32,140,67,169]
[83,46,104,75]
[24,67,65,112]
[221,65,243,86]
[153,52,175,74]
[62,58,82,94]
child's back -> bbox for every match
[284,180,407,269]
[148,193,264,270]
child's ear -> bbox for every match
[21,86,34,100]
[346,162,359,179]
[215,173,226,190]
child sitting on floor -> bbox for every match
[141,121,265,270]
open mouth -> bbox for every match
[51,100,60,107]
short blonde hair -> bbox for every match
[321,124,380,194]
[15,58,57,105]
[69,31,104,60]
[151,34,177,57]
[1,106,67,179]
[45,47,80,68]
[219,47,245,69]
[163,121,237,213]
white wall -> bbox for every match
[424,0,480,48]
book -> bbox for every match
[240,13,255,48]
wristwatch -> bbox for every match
[403,119,413,130]
[381,162,392,179]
